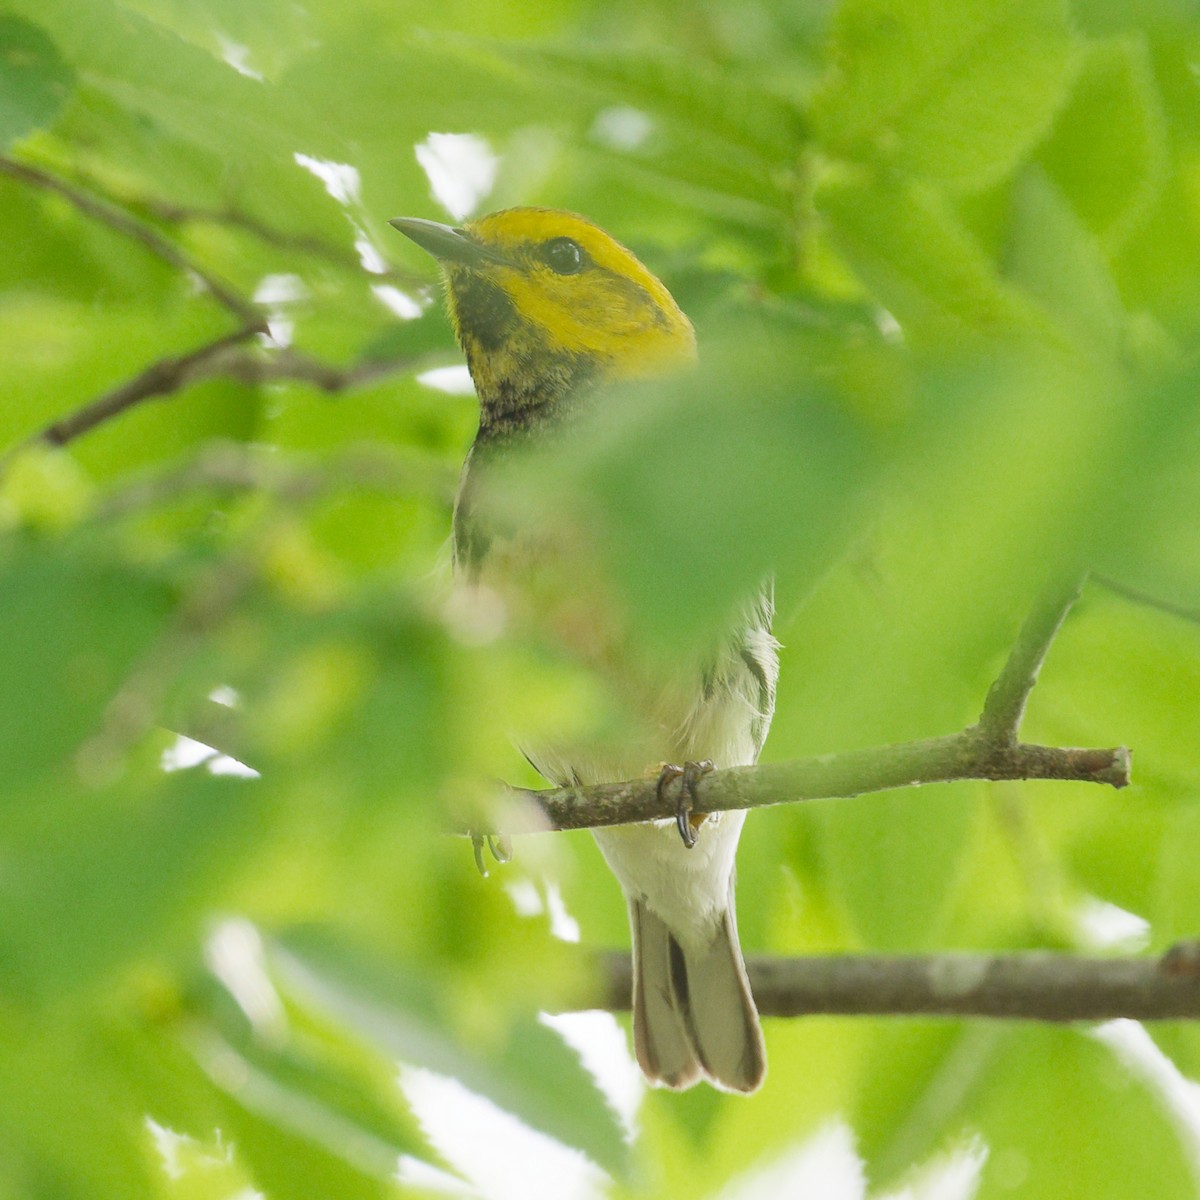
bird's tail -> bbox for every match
[628,898,765,1092]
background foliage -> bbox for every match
[2,0,1200,1196]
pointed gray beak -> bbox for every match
[388,217,510,268]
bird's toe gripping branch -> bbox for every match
[656,759,715,848]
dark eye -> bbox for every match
[541,237,584,275]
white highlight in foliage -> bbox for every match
[1075,895,1150,951]
[504,879,580,944]
[217,35,263,81]
[371,283,424,320]
[161,733,259,779]
[395,1154,478,1196]
[253,273,308,348]
[294,153,396,281]
[206,919,287,1040]
[398,1067,608,1200]
[879,1137,989,1200]
[541,1011,642,1140]
[591,106,655,151]
[418,364,476,395]
[506,879,543,918]
[295,153,363,207]
[716,1123,866,1200]
[355,236,390,275]
[1094,1020,1200,1175]
[414,133,498,221]
[545,881,581,943]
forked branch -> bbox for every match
[488,574,1128,835]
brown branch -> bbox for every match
[10,340,430,461]
[587,947,1200,1022]
[0,156,265,329]
[495,734,1130,834]
[479,575,1125,836]
[12,325,263,455]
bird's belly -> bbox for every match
[592,810,746,942]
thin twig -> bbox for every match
[469,575,1125,835]
[1093,574,1200,628]
[96,440,457,518]
[12,325,262,456]
[588,947,1200,1022]
[128,192,427,287]
[0,156,265,328]
[12,341,433,461]
[977,575,1087,744]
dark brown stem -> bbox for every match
[589,947,1200,1022]
[18,325,261,454]
[11,341,434,462]
[0,156,265,329]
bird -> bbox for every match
[390,207,778,1092]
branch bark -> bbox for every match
[587,948,1200,1022]
[20,325,263,453]
[496,735,1129,834]
[483,574,1127,836]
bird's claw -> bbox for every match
[656,759,715,849]
[470,832,513,877]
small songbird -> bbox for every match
[391,208,777,1092]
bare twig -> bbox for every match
[977,574,1086,743]
[12,340,433,461]
[1093,574,1200,628]
[96,440,457,518]
[218,345,435,394]
[127,192,428,288]
[588,947,1200,1022]
[0,156,265,328]
[495,735,1130,835]
[473,576,1127,835]
[12,325,262,456]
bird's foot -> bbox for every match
[655,759,715,849]
[470,832,513,877]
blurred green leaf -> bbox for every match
[815,170,1051,346]
[269,932,631,1179]
[815,785,982,950]
[0,15,74,149]
[814,0,1078,189]
[0,770,265,1001]
[0,540,171,786]
[1038,34,1169,250]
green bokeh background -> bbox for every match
[2,0,1200,1196]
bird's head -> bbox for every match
[390,207,696,428]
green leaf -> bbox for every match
[269,933,630,1180]
[813,0,1078,189]
[1038,35,1169,250]
[0,15,74,148]
[0,1012,161,1200]
[815,170,1052,346]
[0,769,267,1001]
[962,1027,1196,1199]
[492,41,808,164]
[814,784,981,949]
[0,542,172,787]
[1002,167,1127,356]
